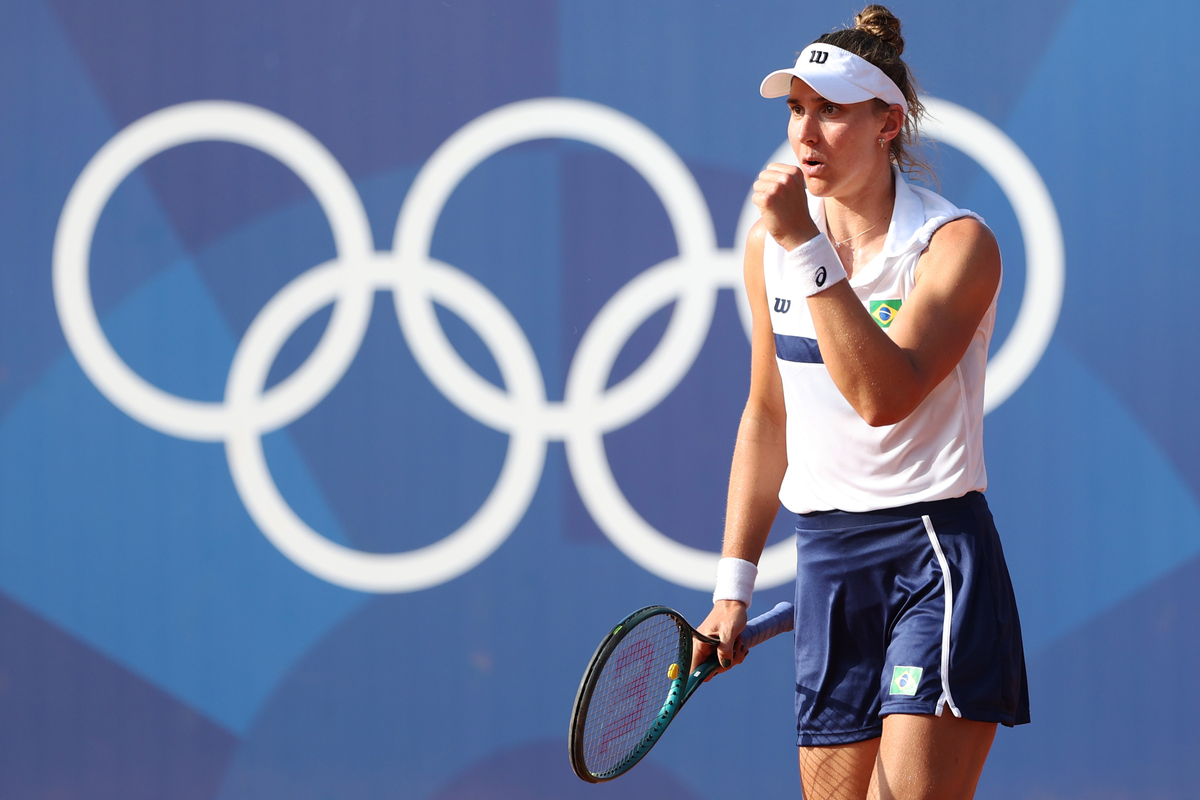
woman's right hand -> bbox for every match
[752,162,819,252]
[691,600,749,681]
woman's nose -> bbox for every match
[795,113,819,144]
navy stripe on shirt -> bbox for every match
[774,334,824,364]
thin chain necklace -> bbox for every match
[832,212,889,249]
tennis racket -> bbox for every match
[569,600,794,782]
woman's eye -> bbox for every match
[824,104,837,114]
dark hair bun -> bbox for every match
[854,5,904,55]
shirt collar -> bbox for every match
[810,167,924,287]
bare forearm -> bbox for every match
[807,282,924,426]
[722,409,788,563]
[806,220,1002,427]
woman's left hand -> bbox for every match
[752,162,820,251]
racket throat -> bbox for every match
[683,658,719,704]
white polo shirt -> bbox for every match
[763,170,997,514]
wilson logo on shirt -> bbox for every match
[870,299,902,328]
[890,665,923,696]
[773,297,791,314]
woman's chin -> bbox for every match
[803,177,835,197]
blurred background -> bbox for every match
[1,0,1197,797]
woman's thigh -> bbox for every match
[799,713,996,800]
[871,713,996,800]
[799,737,879,800]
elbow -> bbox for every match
[860,407,903,428]
[839,371,929,427]
[856,396,919,428]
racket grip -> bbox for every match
[740,601,794,649]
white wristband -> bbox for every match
[783,233,847,297]
[713,557,758,607]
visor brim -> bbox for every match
[759,68,879,105]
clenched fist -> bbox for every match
[752,162,820,252]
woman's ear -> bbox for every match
[879,104,904,143]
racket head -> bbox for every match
[569,606,701,782]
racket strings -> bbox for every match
[582,614,685,775]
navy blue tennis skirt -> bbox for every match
[792,491,1029,746]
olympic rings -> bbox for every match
[53,96,1063,593]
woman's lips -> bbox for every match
[801,159,827,177]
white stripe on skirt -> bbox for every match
[922,514,962,718]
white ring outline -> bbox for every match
[224,256,546,592]
[920,97,1065,413]
[392,97,720,436]
[52,101,375,441]
[53,96,1060,593]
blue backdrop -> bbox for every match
[2,0,1197,797]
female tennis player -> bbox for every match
[693,6,1029,799]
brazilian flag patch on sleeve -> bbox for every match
[870,299,902,328]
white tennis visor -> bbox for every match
[760,43,908,114]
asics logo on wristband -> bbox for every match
[815,266,827,287]
[53,96,1062,594]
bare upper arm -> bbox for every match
[743,220,787,425]
[887,216,1002,392]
